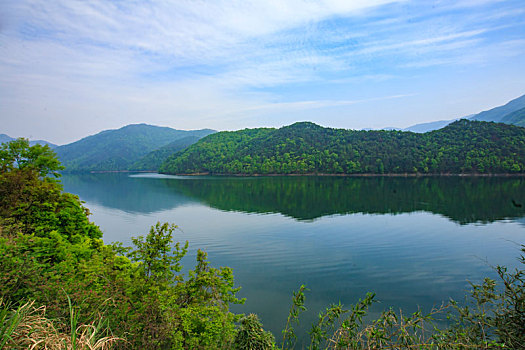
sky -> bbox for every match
[1,0,524,145]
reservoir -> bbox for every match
[61,173,525,344]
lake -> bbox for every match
[61,173,525,345]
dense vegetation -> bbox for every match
[55,124,214,172]
[1,139,248,349]
[129,135,202,171]
[161,120,525,175]
[1,139,524,349]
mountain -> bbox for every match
[500,107,525,127]
[0,134,57,148]
[129,135,204,171]
[55,124,215,172]
[404,94,525,132]
[403,119,459,133]
[29,139,57,148]
[0,134,12,144]
[160,120,525,175]
[470,94,525,122]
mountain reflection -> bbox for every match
[61,173,525,224]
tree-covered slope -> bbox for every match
[160,120,525,175]
[160,127,274,174]
[0,139,249,348]
[55,124,214,172]
[501,107,525,127]
[129,135,204,171]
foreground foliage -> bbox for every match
[1,299,120,349]
[1,139,524,349]
[1,139,245,349]
[280,258,525,349]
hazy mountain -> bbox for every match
[404,93,525,132]
[129,135,205,171]
[403,119,459,133]
[470,94,525,122]
[55,124,215,172]
[0,134,13,144]
[500,107,525,127]
[160,120,525,175]
[0,134,57,148]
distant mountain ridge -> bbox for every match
[55,124,215,172]
[404,94,525,132]
[0,134,57,148]
[160,120,525,175]
[471,94,525,122]
[403,119,459,133]
[5,94,525,173]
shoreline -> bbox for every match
[57,170,525,177]
[159,172,525,177]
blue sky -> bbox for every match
[1,0,524,144]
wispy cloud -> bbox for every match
[216,93,416,116]
[1,0,524,143]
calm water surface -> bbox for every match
[61,174,525,344]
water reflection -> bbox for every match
[61,173,525,224]
[60,173,525,345]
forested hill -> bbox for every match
[55,124,214,172]
[501,107,525,127]
[129,135,202,171]
[160,120,525,175]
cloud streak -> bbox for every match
[1,0,524,144]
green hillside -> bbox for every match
[55,124,214,172]
[129,135,206,171]
[160,120,525,175]
[160,127,274,174]
[501,107,525,127]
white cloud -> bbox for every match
[4,0,401,63]
[1,0,524,143]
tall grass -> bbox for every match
[0,299,121,350]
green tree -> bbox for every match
[0,138,63,178]
[0,139,250,349]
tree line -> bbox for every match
[160,120,525,175]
